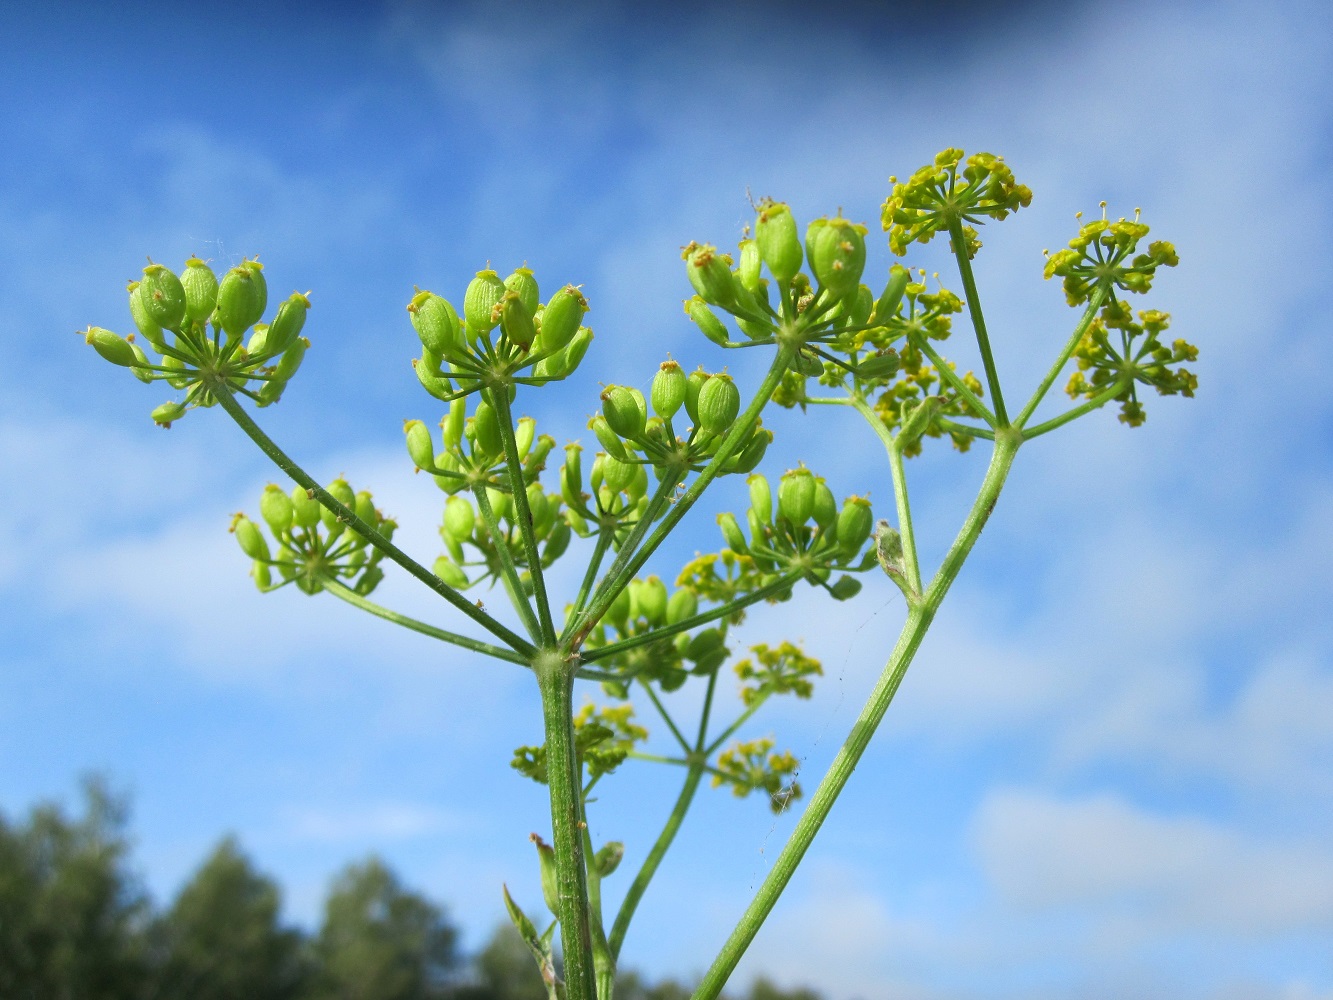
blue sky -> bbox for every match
[2,2,1332,998]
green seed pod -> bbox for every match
[638,575,668,625]
[442,496,476,541]
[592,841,624,879]
[855,349,900,380]
[589,415,629,461]
[246,323,271,358]
[260,483,294,535]
[697,373,740,435]
[686,297,730,347]
[589,454,605,496]
[755,200,803,285]
[538,285,588,354]
[432,556,469,590]
[805,216,867,298]
[527,483,551,533]
[747,473,772,524]
[684,368,710,426]
[130,347,155,382]
[504,267,540,316]
[267,291,310,356]
[85,327,137,367]
[682,242,736,308]
[498,289,536,350]
[812,479,837,530]
[275,545,296,581]
[836,496,874,555]
[731,426,771,475]
[181,257,219,323]
[507,417,533,460]
[561,443,584,508]
[486,486,512,522]
[844,284,874,327]
[442,398,466,448]
[127,281,165,348]
[737,238,762,292]
[686,627,724,662]
[253,560,272,591]
[160,353,188,390]
[872,264,911,323]
[693,645,729,675]
[404,419,435,470]
[525,434,555,473]
[472,401,505,459]
[408,290,463,360]
[233,515,269,561]
[651,360,687,419]
[543,519,571,565]
[717,512,748,554]
[322,478,356,529]
[560,326,595,373]
[829,575,862,601]
[273,336,307,382]
[601,385,646,441]
[746,508,767,546]
[151,400,186,427]
[354,491,376,526]
[778,466,817,525]
[606,583,632,630]
[601,454,635,493]
[666,588,698,625]
[290,486,321,528]
[241,258,268,311]
[628,461,649,503]
[464,269,506,336]
[140,263,187,329]
[216,263,267,338]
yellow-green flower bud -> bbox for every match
[812,479,837,530]
[268,291,310,356]
[737,238,762,292]
[432,556,468,589]
[651,360,687,419]
[181,257,219,323]
[601,453,635,493]
[504,267,540,316]
[686,296,730,347]
[127,281,165,348]
[260,483,294,535]
[837,496,874,555]
[404,419,435,470]
[697,373,740,435]
[829,575,862,601]
[539,285,588,354]
[589,415,629,461]
[151,400,186,427]
[498,289,536,350]
[872,264,911,323]
[472,401,504,459]
[805,217,867,298]
[718,512,748,554]
[684,368,710,426]
[464,269,506,335]
[778,466,816,525]
[601,385,646,441]
[85,327,137,367]
[442,495,475,540]
[756,200,802,285]
[638,575,668,625]
[408,290,463,360]
[140,263,187,329]
[747,473,772,524]
[232,515,270,561]
[216,263,266,338]
[290,486,320,528]
[682,242,736,308]
[666,588,698,625]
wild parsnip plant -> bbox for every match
[84,148,1193,1000]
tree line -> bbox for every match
[0,780,822,1000]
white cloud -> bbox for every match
[975,789,1333,936]
[275,800,466,844]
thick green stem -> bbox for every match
[211,381,533,655]
[536,655,597,1000]
[567,347,796,652]
[473,485,544,643]
[690,430,1021,1000]
[1015,288,1107,427]
[948,220,1008,426]
[849,397,922,594]
[608,764,704,960]
[491,389,558,645]
[320,579,527,665]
